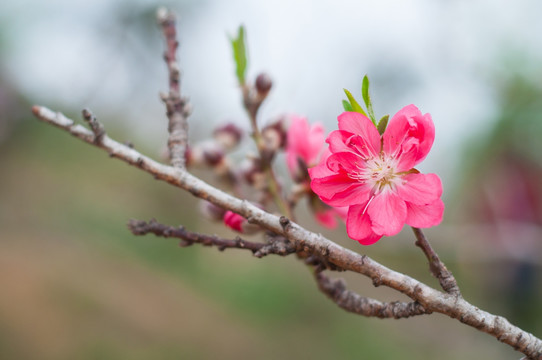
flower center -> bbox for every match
[351,155,400,192]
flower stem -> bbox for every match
[242,84,294,219]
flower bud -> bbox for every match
[223,210,261,234]
[213,122,244,150]
[223,211,244,232]
[261,116,287,152]
[255,73,272,97]
[191,140,225,167]
[238,157,266,190]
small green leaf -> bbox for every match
[343,89,367,117]
[377,115,389,135]
[342,100,353,112]
[362,75,376,124]
[229,25,247,85]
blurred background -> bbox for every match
[1,0,541,359]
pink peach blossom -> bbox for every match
[286,115,325,180]
[286,116,346,229]
[309,105,444,245]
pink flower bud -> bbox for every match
[223,210,260,234]
[223,211,245,232]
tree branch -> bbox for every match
[128,218,296,258]
[157,8,190,169]
[315,271,429,319]
[30,105,542,359]
[412,227,461,296]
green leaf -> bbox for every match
[343,89,367,117]
[362,75,376,124]
[377,115,389,135]
[342,100,353,112]
[229,25,247,85]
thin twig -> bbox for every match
[157,8,190,169]
[315,271,429,319]
[411,227,461,296]
[128,219,296,258]
[241,83,293,219]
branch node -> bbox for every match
[82,108,105,144]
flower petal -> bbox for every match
[326,130,355,154]
[286,116,325,174]
[322,183,372,207]
[405,198,444,228]
[397,173,442,205]
[308,148,333,178]
[383,105,435,168]
[337,112,381,155]
[326,151,364,173]
[310,173,359,200]
[314,209,338,229]
[306,123,325,165]
[367,190,407,236]
[346,203,382,245]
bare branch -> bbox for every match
[315,271,429,319]
[30,105,542,359]
[412,227,461,296]
[157,8,190,169]
[128,219,296,257]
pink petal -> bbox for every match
[286,116,325,175]
[367,190,407,236]
[326,151,364,173]
[383,105,435,168]
[397,173,442,205]
[321,183,372,207]
[347,203,382,245]
[308,147,335,178]
[337,112,381,155]
[326,130,356,154]
[286,150,300,176]
[356,232,383,246]
[306,123,325,165]
[308,158,334,178]
[345,134,380,159]
[333,206,348,221]
[315,209,338,229]
[310,173,359,200]
[405,198,444,228]
[394,136,419,172]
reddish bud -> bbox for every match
[239,157,266,189]
[255,73,272,96]
[213,123,243,149]
[261,116,287,152]
[191,140,225,167]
